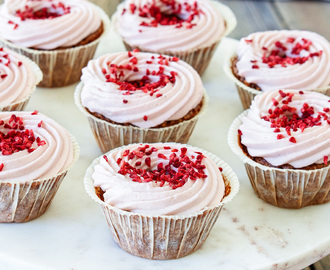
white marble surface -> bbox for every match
[0,31,329,270]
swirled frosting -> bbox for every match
[0,111,74,183]
[235,30,330,91]
[239,89,330,168]
[0,47,40,106]
[114,0,226,52]
[80,51,204,129]
[0,0,102,50]
[93,143,225,215]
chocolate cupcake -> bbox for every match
[0,111,79,222]
[0,46,42,111]
[84,142,239,259]
[75,50,207,153]
[228,89,330,208]
[224,30,330,109]
[0,0,110,87]
[113,0,236,75]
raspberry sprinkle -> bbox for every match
[105,144,209,189]
[260,90,330,143]
[127,0,202,29]
[0,114,47,171]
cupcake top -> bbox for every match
[0,0,102,50]
[93,143,225,215]
[0,47,41,106]
[235,30,330,91]
[114,0,226,52]
[80,50,204,129]
[0,111,74,183]
[239,89,330,168]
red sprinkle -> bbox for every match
[103,155,109,162]
[117,145,208,189]
[324,156,328,165]
[31,110,38,115]
[0,114,46,157]
[238,129,242,136]
[143,115,148,121]
[133,0,201,29]
[15,3,71,21]
[289,137,296,143]
[257,38,322,68]
[0,163,4,172]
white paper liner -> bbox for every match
[224,51,330,110]
[112,1,237,75]
[74,82,208,153]
[0,134,80,223]
[0,51,43,111]
[228,111,330,208]
[84,143,239,259]
[0,4,110,88]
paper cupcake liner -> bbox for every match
[114,1,237,75]
[0,134,80,223]
[74,82,208,153]
[0,5,110,88]
[0,51,42,111]
[84,143,239,260]
[224,54,330,110]
[228,111,330,208]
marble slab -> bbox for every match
[0,30,329,270]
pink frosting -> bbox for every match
[0,47,40,106]
[236,30,330,91]
[239,89,330,168]
[92,143,225,215]
[0,0,102,50]
[114,0,226,52]
[0,111,74,183]
[80,51,204,129]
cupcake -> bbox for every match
[0,111,79,222]
[224,30,330,109]
[112,0,236,75]
[84,142,239,259]
[0,46,42,111]
[75,50,207,153]
[0,0,110,88]
[228,89,330,208]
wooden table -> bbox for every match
[221,1,330,269]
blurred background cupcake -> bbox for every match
[0,46,42,111]
[224,30,330,109]
[0,0,110,88]
[84,142,239,259]
[228,89,330,208]
[75,50,207,153]
[0,111,79,222]
[112,0,236,75]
